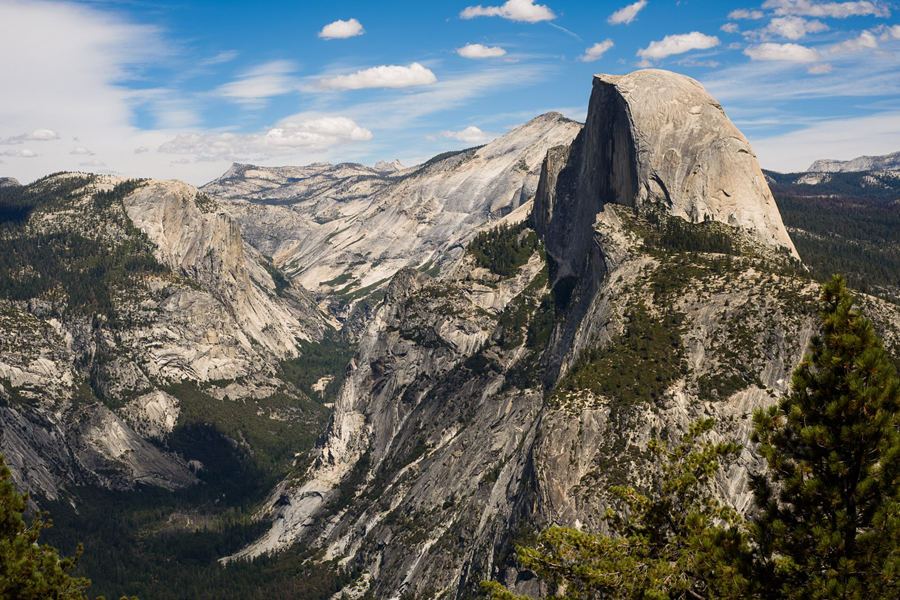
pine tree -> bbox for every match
[751,275,900,598]
[0,453,92,599]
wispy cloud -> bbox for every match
[580,40,614,62]
[637,32,720,64]
[751,111,900,170]
[745,42,820,62]
[608,1,648,25]
[457,43,507,59]
[215,60,298,105]
[440,126,493,144]
[762,0,890,19]
[198,50,238,66]
[728,9,765,19]
[1,128,60,144]
[157,116,372,161]
[761,16,829,40]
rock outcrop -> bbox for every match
[535,70,796,274]
[808,150,900,173]
[0,174,331,500]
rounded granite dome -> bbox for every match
[589,69,796,255]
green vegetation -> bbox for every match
[0,454,93,599]
[167,381,329,477]
[766,169,900,201]
[0,179,166,318]
[468,221,540,277]
[751,275,899,598]
[42,438,351,600]
[650,213,737,255]
[261,257,290,297]
[554,307,687,406]
[486,277,900,599]
[773,192,900,302]
[279,331,355,403]
[482,419,750,599]
[0,174,94,224]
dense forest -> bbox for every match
[769,173,900,302]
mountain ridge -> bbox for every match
[807,150,900,173]
[202,111,584,308]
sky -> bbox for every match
[0,0,898,184]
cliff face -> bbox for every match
[224,70,899,598]
[536,70,796,280]
[0,175,330,500]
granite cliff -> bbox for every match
[225,71,898,598]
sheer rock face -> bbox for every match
[535,70,796,283]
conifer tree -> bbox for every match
[0,453,91,599]
[751,275,900,598]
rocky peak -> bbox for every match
[0,176,21,188]
[372,159,404,173]
[535,69,797,282]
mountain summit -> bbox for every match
[535,70,796,263]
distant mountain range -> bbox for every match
[807,150,900,173]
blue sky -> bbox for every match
[0,0,898,183]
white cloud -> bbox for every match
[460,0,555,23]
[457,43,507,59]
[158,116,372,161]
[339,64,547,132]
[1,128,60,144]
[722,23,740,34]
[827,30,878,55]
[808,63,834,73]
[608,1,647,25]
[751,111,900,171]
[637,32,720,63]
[440,126,493,144]
[880,24,900,40]
[0,149,38,158]
[765,16,829,40]
[318,18,364,40]
[70,146,94,155]
[580,40,614,62]
[745,42,821,62]
[728,9,765,19]
[216,60,297,105]
[317,63,437,91]
[762,0,890,19]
